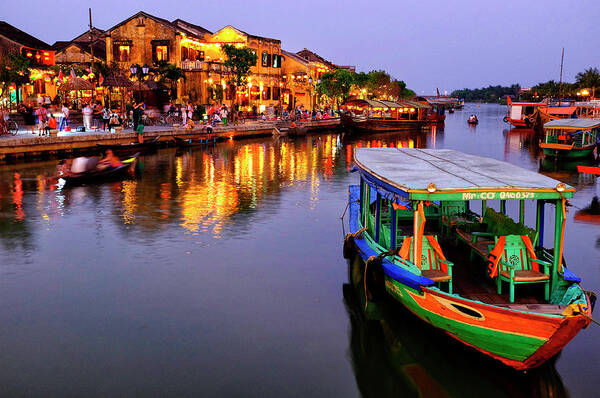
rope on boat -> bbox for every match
[339,199,360,220]
[583,314,600,327]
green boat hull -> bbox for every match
[542,146,596,158]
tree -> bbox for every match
[576,67,600,97]
[0,53,31,104]
[316,69,354,108]
[154,60,186,99]
[221,44,257,121]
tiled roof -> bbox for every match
[0,21,52,50]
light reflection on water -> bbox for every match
[0,103,598,397]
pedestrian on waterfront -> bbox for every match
[59,103,70,131]
[36,106,48,135]
[181,103,187,124]
[92,101,103,129]
[82,103,93,131]
[187,102,193,121]
[132,102,145,144]
[220,106,228,126]
[101,106,110,131]
[19,102,36,134]
[252,105,257,119]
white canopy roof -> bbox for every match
[354,148,574,195]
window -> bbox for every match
[261,51,271,67]
[152,40,170,63]
[262,87,271,100]
[154,46,168,62]
[272,54,281,68]
[272,86,280,100]
[113,45,131,62]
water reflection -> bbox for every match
[344,255,569,398]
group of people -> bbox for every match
[81,102,127,133]
[17,102,69,135]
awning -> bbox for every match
[540,106,577,115]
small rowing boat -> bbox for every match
[97,136,160,157]
[173,135,227,147]
[60,154,137,187]
[345,148,594,370]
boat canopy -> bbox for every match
[539,106,577,115]
[345,98,430,110]
[354,148,574,200]
[543,118,600,129]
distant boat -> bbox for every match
[173,135,227,147]
[97,136,160,157]
[539,119,600,159]
[342,99,428,134]
[467,115,478,125]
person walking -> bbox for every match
[132,102,144,144]
[19,102,36,134]
[220,105,228,126]
[181,103,187,124]
[101,105,110,131]
[82,103,93,131]
[36,106,48,135]
[60,103,70,131]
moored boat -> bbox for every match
[467,114,478,125]
[344,148,594,370]
[342,99,428,134]
[539,119,599,159]
[97,136,161,157]
[503,97,546,128]
[173,135,227,147]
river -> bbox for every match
[0,103,598,397]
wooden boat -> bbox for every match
[537,106,577,125]
[342,99,428,134]
[97,136,160,157]
[504,97,546,128]
[539,119,599,159]
[467,115,478,125]
[173,135,227,147]
[345,148,593,370]
[577,165,600,175]
[60,155,137,186]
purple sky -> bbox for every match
[4,0,599,94]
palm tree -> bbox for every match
[575,67,600,98]
[154,61,186,99]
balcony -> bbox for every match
[181,60,229,73]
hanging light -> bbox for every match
[556,183,566,192]
[427,183,437,193]
[130,64,137,75]
[142,64,150,75]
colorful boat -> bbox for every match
[173,135,227,147]
[539,119,600,159]
[342,99,429,133]
[504,97,546,128]
[577,165,600,175]
[345,148,593,370]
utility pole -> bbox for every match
[89,8,94,75]
[558,47,564,106]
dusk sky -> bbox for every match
[4,0,599,94]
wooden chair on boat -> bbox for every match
[398,235,453,294]
[488,235,551,303]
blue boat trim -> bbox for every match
[349,185,434,290]
[562,267,581,283]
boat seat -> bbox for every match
[421,269,452,282]
[398,235,453,293]
[499,270,550,282]
[487,235,551,303]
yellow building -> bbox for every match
[179,25,283,113]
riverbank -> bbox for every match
[0,122,277,161]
